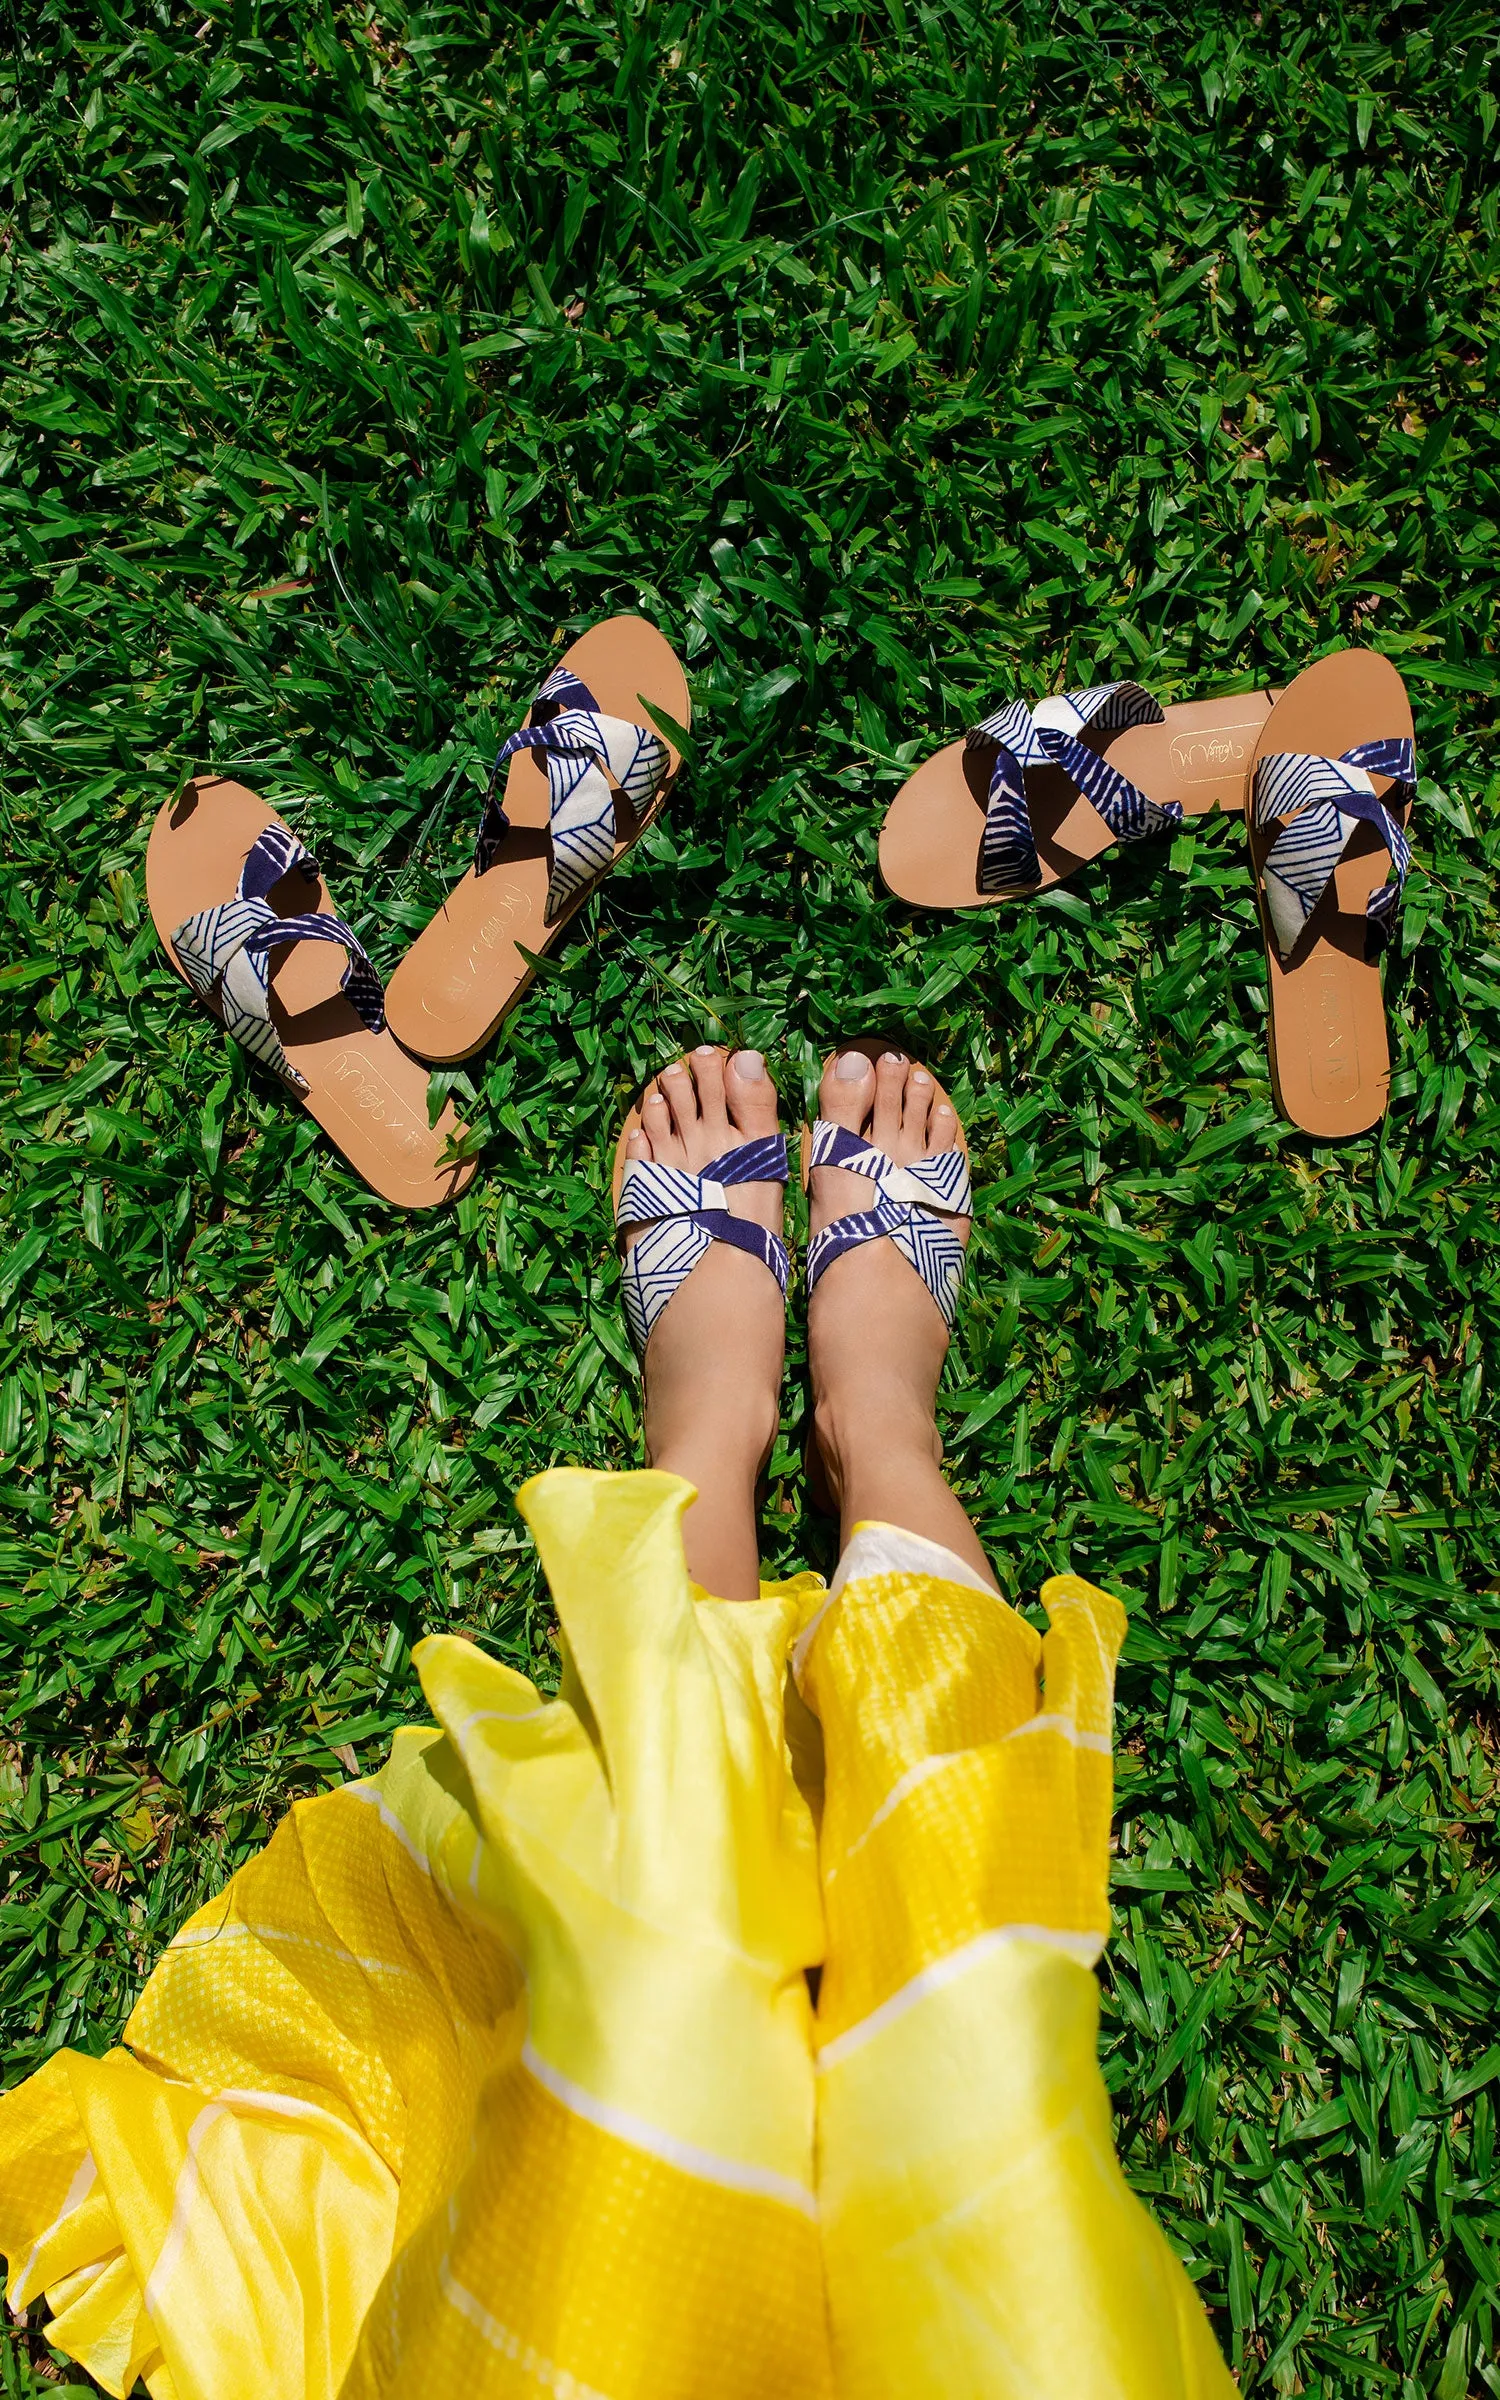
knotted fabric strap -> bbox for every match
[476,661,671,926]
[967,682,1182,895]
[1254,737,1415,961]
[174,825,385,1094]
[616,1132,790,1357]
[804,1122,973,1327]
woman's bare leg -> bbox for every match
[807,1049,997,1591]
[622,1046,785,1601]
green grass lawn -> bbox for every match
[3,1,1500,2391]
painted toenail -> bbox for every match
[665,1063,687,1076]
[836,1052,869,1081]
[912,1069,931,1085]
[881,1051,904,1064]
[737,1051,765,1080]
[694,1043,716,1055]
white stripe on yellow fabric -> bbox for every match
[793,1520,1001,1682]
[168,1917,413,1981]
[521,2040,818,2219]
[825,1752,962,1883]
[142,2102,224,2318]
[345,1780,437,1873]
[450,1703,555,1740]
[16,2150,96,2297]
[1005,1712,1112,1754]
[817,1924,1106,2072]
[439,2258,614,2399]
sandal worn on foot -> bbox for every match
[880,678,1278,908]
[1248,647,1416,1140]
[801,1049,973,1325]
[612,1055,790,1357]
[387,616,689,1062]
[147,778,476,1208]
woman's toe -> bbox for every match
[689,1043,730,1139]
[872,1051,907,1153]
[821,1049,876,1132]
[660,1059,702,1145]
[929,1100,960,1156]
[625,1126,652,1164]
[901,1066,934,1158]
[725,1048,780,1137]
[641,1082,687,1166]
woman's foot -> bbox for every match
[622,1046,786,1599]
[807,1049,995,1586]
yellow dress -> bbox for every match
[0,1469,1233,2400]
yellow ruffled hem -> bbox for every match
[0,1469,1233,2400]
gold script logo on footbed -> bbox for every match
[1169,722,1263,783]
[440,887,533,1007]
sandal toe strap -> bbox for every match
[174,826,384,1093]
[478,662,672,925]
[804,1120,971,1327]
[968,682,1178,895]
[617,1133,789,1356]
[1255,737,1415,960]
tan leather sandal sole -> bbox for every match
[880,690,1280,908]
[147,778,477,1208]
[385,616,689,1063]
[1248,648,1414,1141]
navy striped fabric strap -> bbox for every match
[804,1121,972,1328]
[616,1133,790,1356]
[477,661,671,926]
[966,683,1182,895]
[173,826,385,1094]
[1254,737,1415,960]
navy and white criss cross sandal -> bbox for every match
[613,1053,790,1357]
[1247,647,1416,1142]
[880,675,1280,910]
[145,778,477,1207]
[803,1058,973,1328]
[387,615,689,1064]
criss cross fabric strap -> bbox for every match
[476,660,671,926]
[173,825,385,1094]
[1255,737,1416,961]
[967,682,1183,895]
[616,1132,790,1357]
[805,1123,973,1327]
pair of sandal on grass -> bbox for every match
[150,622,1415,1213]
[147,616,689,1207]
[882,645,1417,1140]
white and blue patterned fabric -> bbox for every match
[966,682,1181,894]
[804,1121,972,1327]
[1254,737,1415,961]
[173,825,385,1094]
[478,662,671,926]
[616,1131,789,1356]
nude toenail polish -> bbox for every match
[737,1051,765,1079]
[836,1052,869,1081]
[695,1043,716,1055]
[912,1069,931,1085]
[881,1051,904,1065]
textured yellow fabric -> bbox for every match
[802,1546,1234,2399]
[0,1471,1233,2400]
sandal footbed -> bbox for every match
[1248,647,1414,1141]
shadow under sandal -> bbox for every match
[613,1115,790,1357]
[1248,646,1415,1140]
[386,615,690,1064]
[147,778,476,1208]
[880,677,1277,907]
